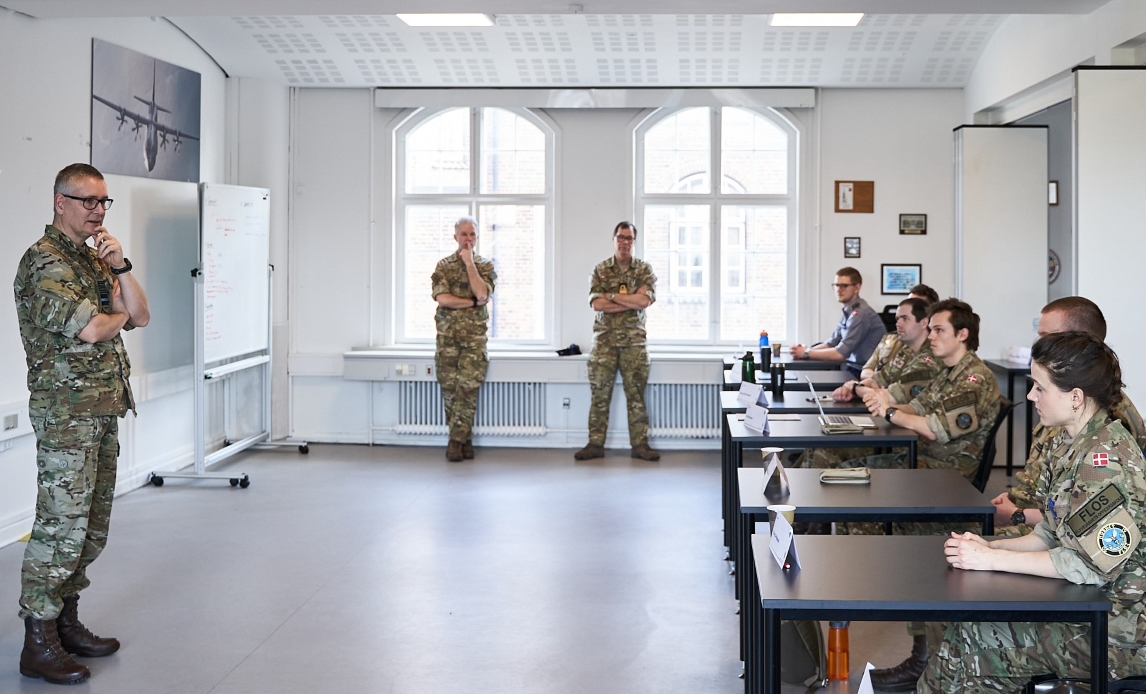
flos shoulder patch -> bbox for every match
[1066,483,1126,537]
[943,392,976,411]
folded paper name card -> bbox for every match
[819,467,871,484]
[761,448,791,499]
[743,403,769,432]
[737,381,768,407]
[768,512,801,570]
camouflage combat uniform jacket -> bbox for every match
[431,252,497,340]
[867,336,942,394]
[589,256,656,347]
[1010,395,1146,510]
[1031,410,1146,650]
[894,350,1000,477]
[14,225,134,420]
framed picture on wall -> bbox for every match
[881,264,921,295]
[844,237,861,258]
[899,213,927,235]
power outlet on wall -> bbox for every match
[3,414,16,431]
[562,398,570,410]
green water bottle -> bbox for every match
[740,350,756,384]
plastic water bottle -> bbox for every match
[759,330,771,372]
[828,621,849,680]
[740,351,756,384]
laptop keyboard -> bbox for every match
[824,415,854,426]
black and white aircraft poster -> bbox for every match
[91,39,202,183]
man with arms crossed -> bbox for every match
[575,222,660,461]
[15,164,149,684]
[432,216,497,462]
[790,267,884,377]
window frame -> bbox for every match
[394,106,557,346]
[634,106,799,345]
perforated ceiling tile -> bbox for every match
[515,57,580,84]
[596,57,659,84]
[233,16,305,30]
[275,58,345,85]
[498,15,567,27]
[761,30,829,53]
[334,32,406,53]
[676,15,744,28]
[677,31,743,52]
[319,15,391,29]
[585,15,654,28]
[434,57,500,84]
[678,57,740,84]
[421,31,490,53]
[253,33,326,55]
[761,56,824,84]
[505,31,573,53]
[590,31,657,52]
[354,58,422,84]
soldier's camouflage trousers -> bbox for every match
[587,343,649,446]
[20,415,119,620]
[918,621,1146,693]
[436,335,489,443]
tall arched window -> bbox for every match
[636,106,798,344]
[396,107,554,343]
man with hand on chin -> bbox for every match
[432,216,497,462]
[15,163,149,685]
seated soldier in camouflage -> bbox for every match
[800,297,942,469]
[920,332,1146,694]
[993,297,1146,534]
[856,298,1001,479]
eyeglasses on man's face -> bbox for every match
[61,194,114,211]
[615,235,635,243]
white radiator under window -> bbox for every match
[395,382,547,436]
[647,383,720,439]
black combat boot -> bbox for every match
[869,634,928,691]
[20,617,91,684]
[57,596,120,657]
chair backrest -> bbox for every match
[972,396,1018,493]
[879,304,897,333]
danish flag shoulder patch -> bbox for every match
[1092,452,1109,468]
[967,374,979,383]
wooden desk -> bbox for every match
[750,535,1110,694]
[985,358,1033,476]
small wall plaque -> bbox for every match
[835,181,874,213]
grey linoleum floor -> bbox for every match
[0,444,989,694]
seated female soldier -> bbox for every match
[920,331,1146,693]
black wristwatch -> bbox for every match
[1011,510,1026,526]
[110,258,132,275]
[851,382,860,398]
[471,297,478,307]
[885,407,897,423]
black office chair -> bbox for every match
[971,397,1018,493]
[879,304,897,333]
[1025,674,1146,693]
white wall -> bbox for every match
[965,0,1146,121]
[0,12,226,546]
[813,89,964,338]
[287,87,964,443]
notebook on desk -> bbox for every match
[805,377,876,434]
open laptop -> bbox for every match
[805,376,876,434]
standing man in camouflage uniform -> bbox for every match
[15,164,149,684]
[432,216,496,463]
[575,222,659,461]
[992,297,1146,533]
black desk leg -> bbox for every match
[1005,372,1016,477]
[908,440,917,469]
[762,608,780,694]
[983,513,994,536]
[723,417,732,552]
[1092,611,1108,694]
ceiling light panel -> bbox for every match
[770,13,864,27]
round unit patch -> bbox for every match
[956,413,972,429]
[1098,522,1132,557]
[911,385,923,398]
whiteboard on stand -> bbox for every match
[199,183,271,364]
